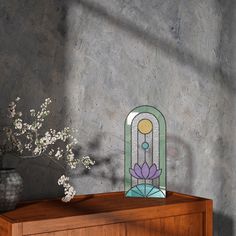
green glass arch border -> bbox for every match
[124,105,166,196]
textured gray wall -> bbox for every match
[0,0,68,199]
[0,0,236,235]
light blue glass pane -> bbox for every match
[126,184,165,198]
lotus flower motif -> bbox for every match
[129,162,162,180]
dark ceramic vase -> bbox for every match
[0,169,23,212]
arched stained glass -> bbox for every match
[124,105,166,198]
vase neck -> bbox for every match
[0,168,15,173]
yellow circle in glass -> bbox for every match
[138,119,153,134]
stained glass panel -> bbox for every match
[124,105,166,198]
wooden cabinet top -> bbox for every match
[1,191,211,223]
[0,191,213,236]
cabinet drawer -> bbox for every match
[126,213,203,236]
[28,223,125,236]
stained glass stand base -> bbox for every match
[126,184,165,198]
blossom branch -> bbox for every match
[0,97,95,202]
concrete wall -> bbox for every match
[0,0,68,199]
[1,0,236,235]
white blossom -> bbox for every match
[81,156,95,169]
[67,152,74,161]
[25,143,32,150]
[33,147,41,155]
[30,109,36,117]
[57,175,76,202]
[14,118,23,129]
[55,149,63,159]
[1,97,94,202]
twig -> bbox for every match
[20,153,66,170]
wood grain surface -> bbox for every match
[0,191,213,236]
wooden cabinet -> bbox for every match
[0,191,212,236]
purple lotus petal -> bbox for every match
[149,169,162,179]
[148,164,158,179]
[141,162,150,179]
[129,168,141,179]
[134,163,143,178]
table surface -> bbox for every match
[0,191,210,223]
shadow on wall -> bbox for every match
[1,2,235,235]
[214,212,234,236]
[71,1,236,235]
[70,133,123,188]
[69,132,194,197]
[214,0,236,235]
[0,1,68,200]
[74,0,236,94]
[166,135,193,195]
